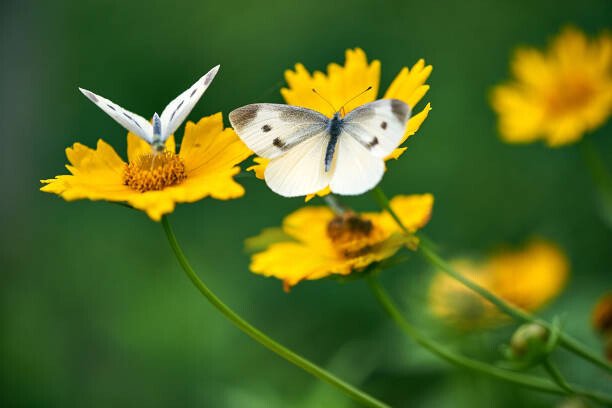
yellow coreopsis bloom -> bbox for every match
[428,240,569,329]
[248,194,434,291]
[491,27,612,146]
[248,48,432,200]
[41,113,252,221]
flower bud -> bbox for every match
[505,323,551,365]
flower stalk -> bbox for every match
[371,186,612,373]
[367,276,612,406]
[161,215,389,408]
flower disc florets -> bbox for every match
[124,151,187,192]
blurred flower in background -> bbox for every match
[429,240,569,328]
[41,114,251,220]
[248,48,433,200]
[491,27,612,147]
[247,194,433,291]
[591,292,612,361]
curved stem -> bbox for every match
[368,277,612,406]
[542,359,612,405]
[367,276,562,394]
[161,216,389,408]
[371,186,612,373]
[542,358,574,394]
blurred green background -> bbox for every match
[1,0,611,406]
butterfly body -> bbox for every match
[229,99,411,197]
[325,112,344,172]
[79,65,220,152]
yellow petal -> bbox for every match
[489,240,569,311]
[247,157,269,180]
[281,48,380,116]
[384,59,433,108]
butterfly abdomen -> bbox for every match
[325,113,344,172]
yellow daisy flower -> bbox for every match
[429,239,569,329]
[248,48,433,200]
[491,27,612,146]
[248,194,434,291]
[41,113,252,221]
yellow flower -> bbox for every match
[429,240,569,329]
[491,27,612,146]
[247,48,432,200]
[41,113,252,221]
[249,194,434,291]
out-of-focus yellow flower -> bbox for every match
[248,48,432,200]
[429,240,569,329]
[491,27,612,146]
[249,194,433,291]
[41,113,252,221]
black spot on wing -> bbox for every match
[170,100,184,122]
[190,87,198,97]
[380,121,387,130]
[273,137,286,149]
[229,105,260,129]
[106,104,116,111]
[262,124,271,132]
[368,137,379,148]
[391,100,409,123]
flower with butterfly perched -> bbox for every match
[428,240,568,329]
[243,48,432,200]
[41,113,251,221]
[491,27,612,146]
[246,194,433,291]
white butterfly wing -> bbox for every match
[229,104,329,159]
[79,87,154,143]
[329,133,385,195]
[342,99,411,158]
[264,132,332,197]
[159,65,220,141]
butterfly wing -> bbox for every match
[329,133,385,195]
[159,65,220,141]
[342,99,411,158]
[229,103,329,159]
[79,87,154,143]
[265,132,333,197]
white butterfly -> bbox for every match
[229,99,411,197]
[79,65,220,152]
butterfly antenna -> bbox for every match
[312,89,337,115]
[339,86,373,116]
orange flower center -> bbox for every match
[124,151,187,192]
[545,74,594,117]
[327,212,376,257]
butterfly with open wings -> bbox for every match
[79,65,220,152]
[229,95,411,197]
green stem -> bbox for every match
[542,359,612,406]
[367,276,563,393]
[368,277,612,406]
[371,187,612,373]
[542,359,574,394]
[161,216,389,408]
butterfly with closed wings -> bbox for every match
[79,65,220,152]
[229,93,411,197]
